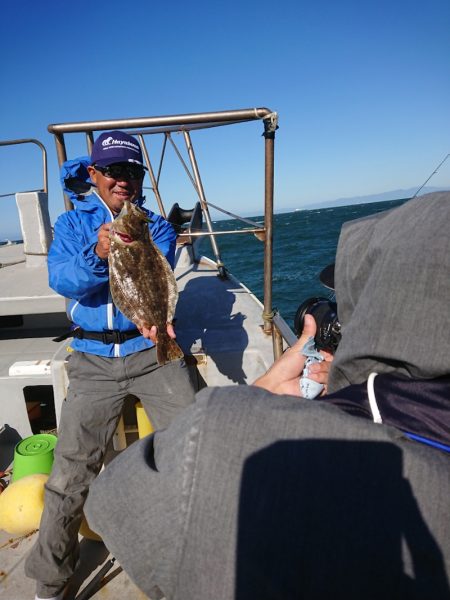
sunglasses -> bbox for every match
[94,164,145,180]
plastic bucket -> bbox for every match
[11,434,57,482]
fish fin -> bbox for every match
[156,335,184,365]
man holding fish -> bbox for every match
[25,131,196,600]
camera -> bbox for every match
[293,296,341,352]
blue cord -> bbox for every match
[404,432,450,453]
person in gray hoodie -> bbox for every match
[85,192,450,600]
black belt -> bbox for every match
[53,327,141,344]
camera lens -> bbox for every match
[293,297,341,351]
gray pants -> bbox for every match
[25,348,196,598]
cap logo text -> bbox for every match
[101,137,140,152]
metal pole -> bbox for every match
[54,133,73,211]
[183,130,226,277]
[156,134,168,188]
[138,134,166,218]
[48,108,273,135]
[272,325,284,360]
[86,131,94,154]
[261,114,278,335]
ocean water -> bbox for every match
[206,199,407,328]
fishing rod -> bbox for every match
[412,152,450,199]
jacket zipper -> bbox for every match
[94,192,121,357]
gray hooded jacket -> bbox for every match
[329,191,450,392]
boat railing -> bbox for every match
[47,108,291,358]
[0,139,52,270]
[0,138,48,198]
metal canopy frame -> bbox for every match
[48,108,280,343]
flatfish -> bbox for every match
[109,201,183,365]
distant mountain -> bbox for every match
[289,185,449,211]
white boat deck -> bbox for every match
[0,255,65,316]
[0,242,25,266]
[175,254,274,385]
[0,530,148,600]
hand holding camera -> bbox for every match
[253,314,333,396]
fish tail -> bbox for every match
[156,334,184,365]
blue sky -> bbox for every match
[0,0,449,239]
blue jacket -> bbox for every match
[48,191,176,357]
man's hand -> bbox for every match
[95,223,111,260]
[139,323,176,344]
[252,314,333,396]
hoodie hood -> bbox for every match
[60,156,93,203]
[328,191,450,392]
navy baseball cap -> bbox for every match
[91,130,146,167]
